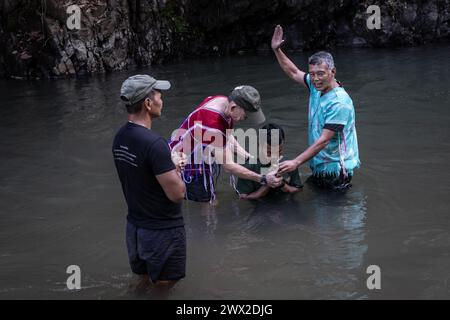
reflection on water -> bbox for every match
[177,183,367,299]
[0,45,449,299]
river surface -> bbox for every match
[0,45,449,299]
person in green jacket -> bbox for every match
[236,123,303,200]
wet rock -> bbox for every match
[57,62,67,74]
[0,0,449,79]
[352,37,367,47]
[20,52,32,60]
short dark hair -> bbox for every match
[308,51,335,69]
[125,90,156,114]
[261,123,285,146]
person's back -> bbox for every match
[113,122,183,229]
[112,74,186,298]
[168,87,283,202]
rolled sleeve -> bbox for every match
[324,102,351,127]
[323,123,344,132]
[304,73,315,93]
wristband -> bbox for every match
[260,175,267,185]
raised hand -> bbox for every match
[271,25,285,50]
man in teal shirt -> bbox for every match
[271,25,360,190]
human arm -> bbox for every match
[279,101,352,174]
[171,150,187,173]
[240,185,272,200]
[227,134,254,161]
[156,170,186,203]
[148,139,186,203]
[280,182,302,194]
[278,129,336,174]
[271,25,307,88]
[214,147,282,187]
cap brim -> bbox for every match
[153,80,171,91]
[245,108,266,125]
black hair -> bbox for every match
[125,90,156,114]
[261,123,285,146]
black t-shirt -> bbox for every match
[112,122,183,229]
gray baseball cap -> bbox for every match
[120,74,171,105]
[229,85,266,125]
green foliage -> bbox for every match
[160,0,188,33]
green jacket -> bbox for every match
[236,157,303,197]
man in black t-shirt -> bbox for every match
[113,74,186,297]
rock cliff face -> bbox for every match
[1,0,449,79]
[188,0,450,52]
[0,0,189,78]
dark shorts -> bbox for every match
[308,171,353,191]
[185,177,214,202]
[184,163,220,202]
[126,222,186,282]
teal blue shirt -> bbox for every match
[305,74,360,175]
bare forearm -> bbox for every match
[273,48,305,81]
[294,140,329,167]
[244,186,271,200]
[223,162,261,182]
[228,135,252,159]
[281,184,302,194]
[157,170,186,203]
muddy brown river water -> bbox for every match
[0,45,449,299]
